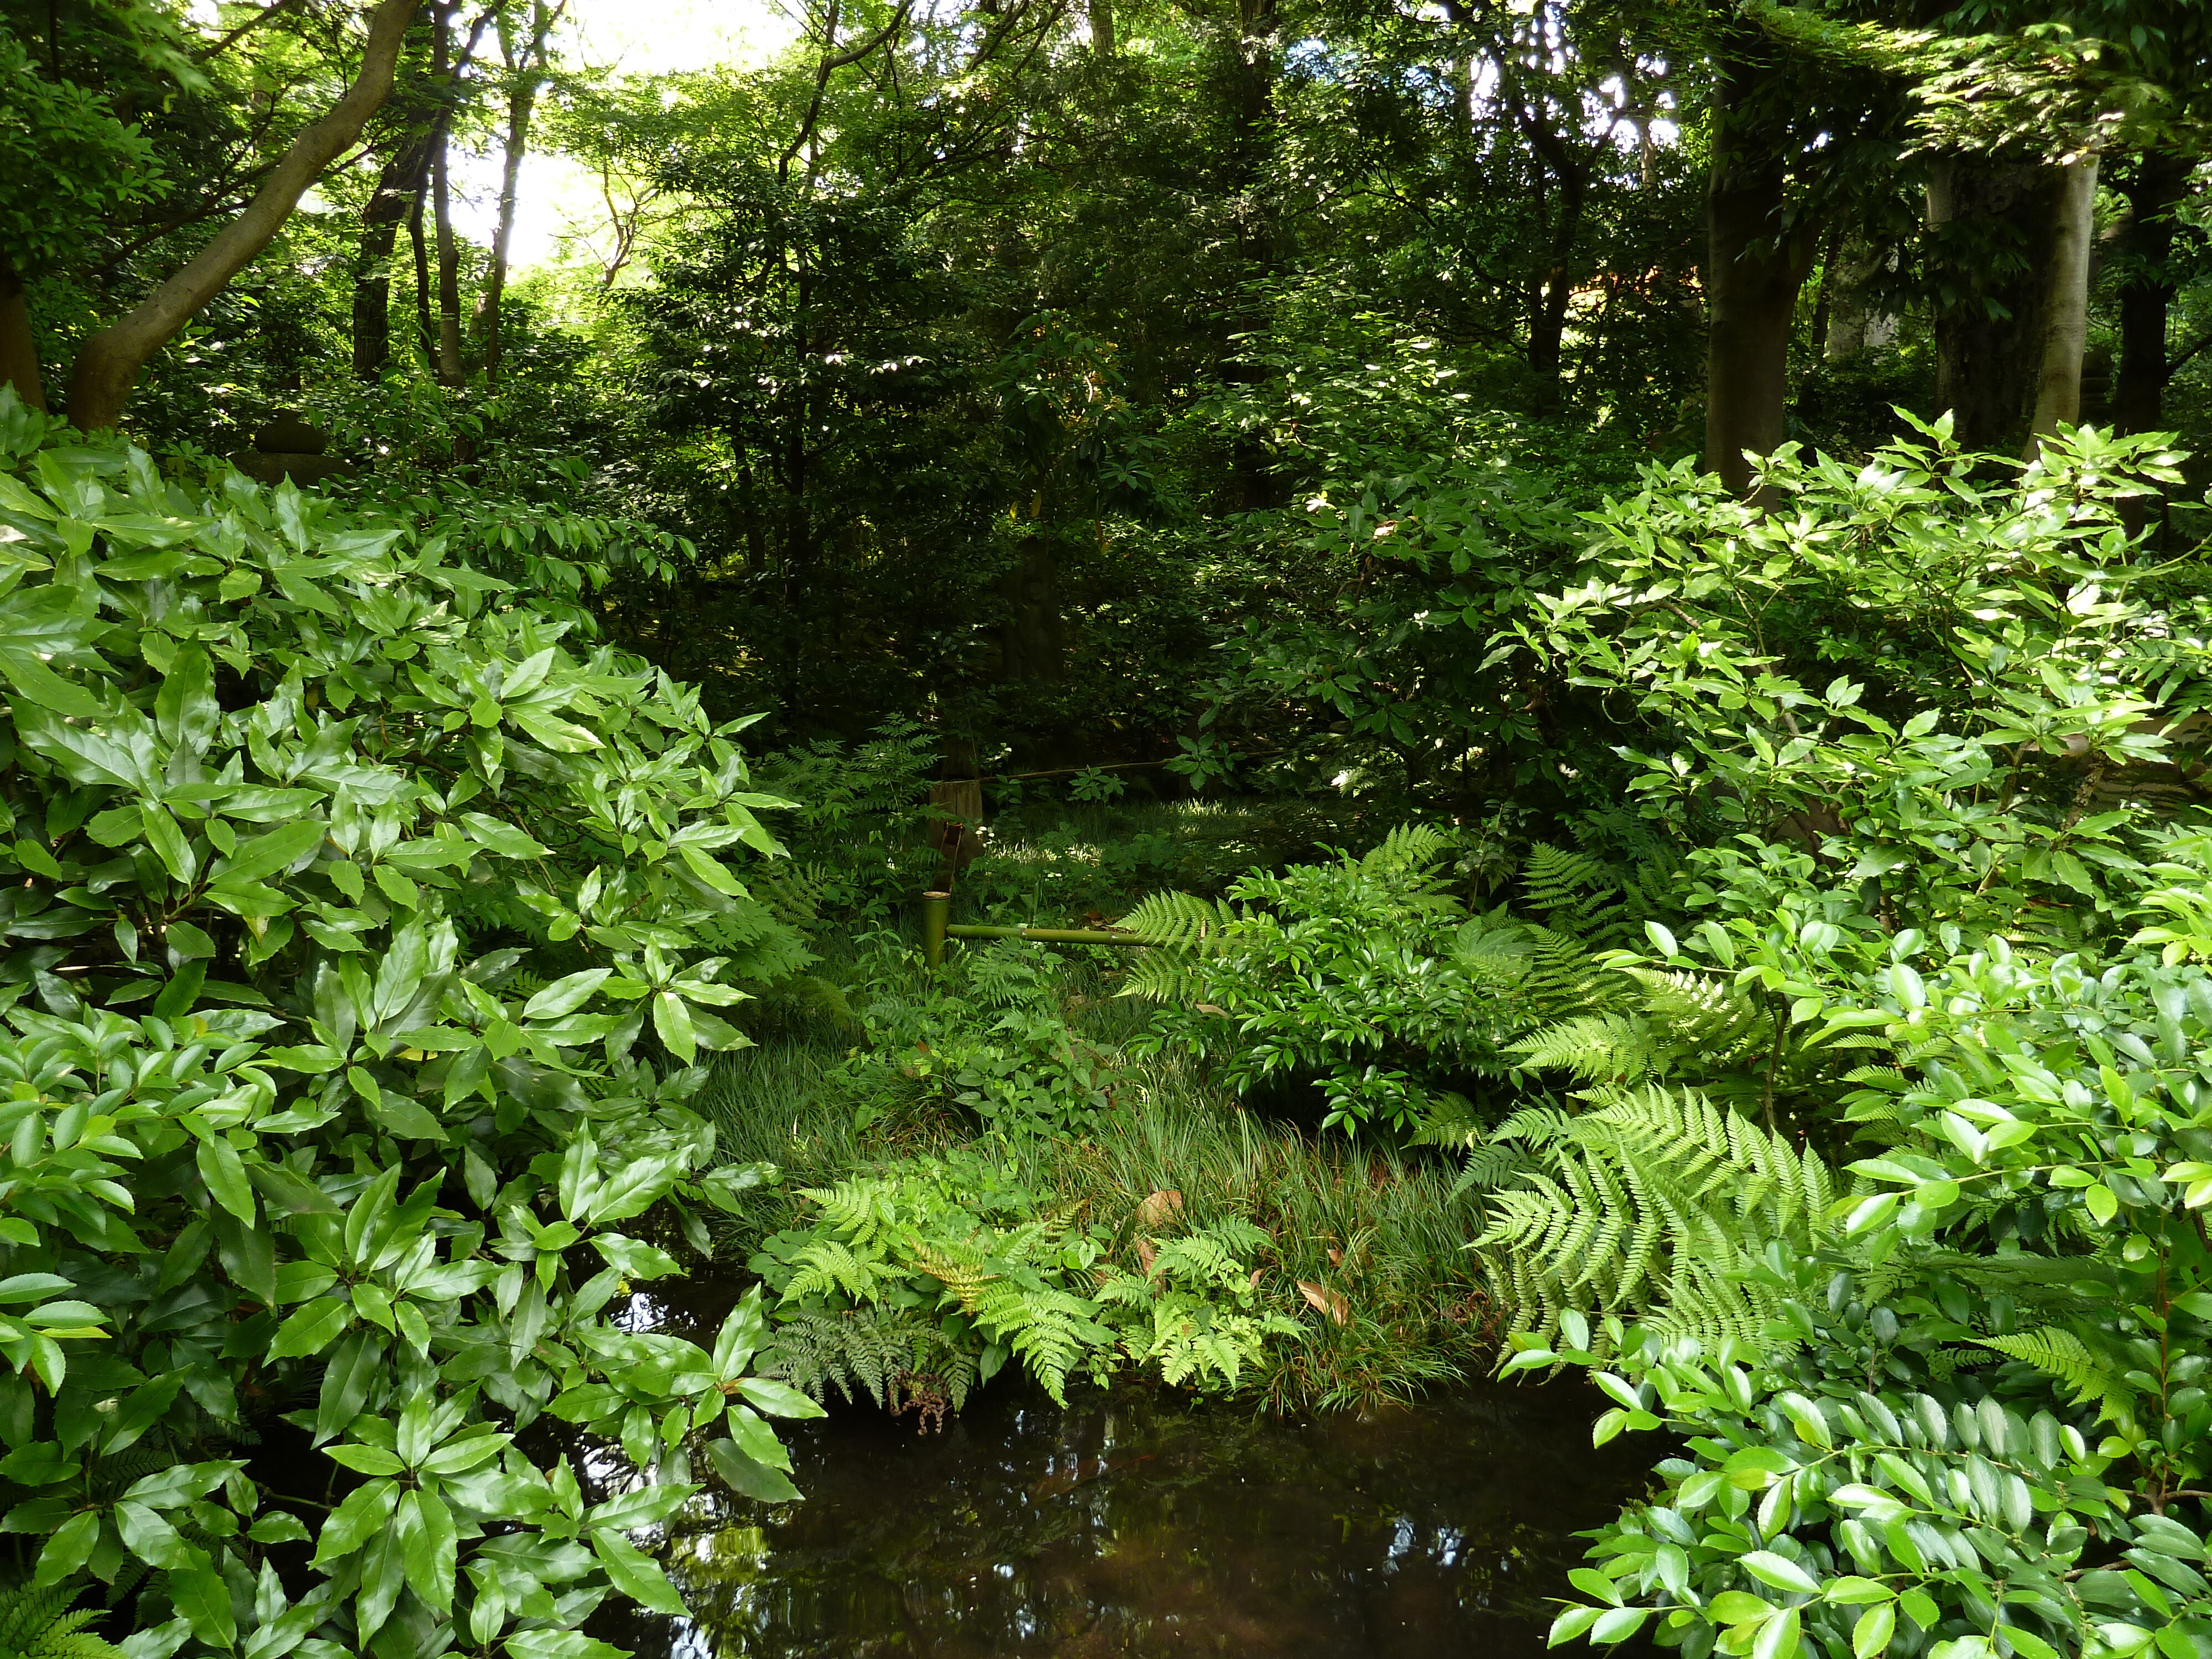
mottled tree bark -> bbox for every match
[1822,239,1893,359]
[1927,156,2063,455]
[2028,153,2099,447]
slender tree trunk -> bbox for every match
[1928,156,2063,454]
[2112,150,2190,435]
[476,84,533,383]
[1520,110,1589,405]
[431,117,465,385]
[1222,0,1281,511]
[1088,0,1113,56]
[419,0,463,387]
[352,129,436,378]
[1807,224,1840,361]
[0,259,46,413]
[2028,153,2098,447]
[409,174,436,362]
[65,0,418,431]
[475,1,556,385]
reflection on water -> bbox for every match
[593,1352,1648,1659]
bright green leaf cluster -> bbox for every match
[0,397,821,1656]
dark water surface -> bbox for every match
[593,1346,1650,1659]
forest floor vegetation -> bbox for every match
[703,800,1499,1418]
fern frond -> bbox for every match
[1445,1141,1537,1197]
[0,1585,121,1659]
[1518,842,1627,943]
[761,1307,979,1415]
[782,1238,907,1304]
[1507,1013,1657,1083]
[1474,1085,1834,1354]
[1971,1327,2138,1423]
[1117,950,1208,1004]
[1148,1234,1245,1291]
[1520,925,1626,1021]
[755,861,835,927]
[1117,890,1239,951]
[1363,823,1453,874]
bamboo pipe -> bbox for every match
[919,892,1147,968]
[946,925,1146,946]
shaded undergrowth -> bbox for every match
[701,1034,1494,1416]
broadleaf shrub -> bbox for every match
[1121,825,1634,1130]
[0,394,820,1657]
[1474,424,2212,1659]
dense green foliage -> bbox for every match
[16,0,2212,1650]
[0,397,821,1656]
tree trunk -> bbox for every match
[1000,537,1065,682]
[1807,225,1839,363]
[2027,153,2098,448]
[409,170,436,362]
[1702,38,1820,499]
[1928,155,2064,455]
[1519,106,1589,406]
[352,128,436,379]
[0,259,46,413]
[475,84,533,383]
[431,115,465,385]
[1088,0,1113,56]
[65,0,419,431]
[1822,238,1892,359]
[419,0,463,387]
[1230,0,1277,232]
[475,2,557,385]
[2112,150,2190,435]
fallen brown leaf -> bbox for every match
[1297,1280,1349,1324]
[1136,1189,1184,1228]
[1135,1238,1157,1274]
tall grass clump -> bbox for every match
[1044,1062,1493,1412]
[702,1030,1493,1413]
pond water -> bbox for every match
[589,1291,1652,1659]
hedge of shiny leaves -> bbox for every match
[0,398,820,1658]
[1519,869,2212,1659]
[1521,1318,2209,1659]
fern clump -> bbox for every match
[750,1149,1298,1412]
[759,1306,984,1421]
[1121,829,1648,1131]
